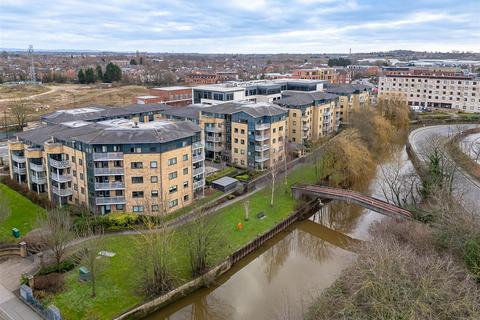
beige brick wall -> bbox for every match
[231,122,248,167]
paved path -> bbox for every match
[0,257,41,320]
[409,124,480,211]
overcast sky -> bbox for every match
[1,0,479,53]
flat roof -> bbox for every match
[212,176,238,187]
[202,101,288,118]
[151,86,191,91]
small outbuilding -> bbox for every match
[211,176,239,193]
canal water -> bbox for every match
[145,146,414,320]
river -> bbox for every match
[145,145,414,320]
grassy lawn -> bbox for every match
[44,162,322,319]
[205,166,238,183]
[0,183,45,243]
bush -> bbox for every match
[38,258,77,275]
[464,236,480,281]
[226,194,235,200]
[235,174,249,181]
[34,273,64,293]
[0,177,52,208]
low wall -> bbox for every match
[114,198,321,320]
[0,242,27,258]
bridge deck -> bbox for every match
[292,184,412,219]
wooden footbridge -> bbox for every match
[291,184,412,219]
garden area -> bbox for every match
[41,160,325,319]
[0,183,44,243]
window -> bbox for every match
[130,147,142,153]
[184,194,189,202]
[169,185,178,194]
[116,204,124,210]
[168,171,177,180]
[234,148,238,154]
[183,181,189,188]
[234,138,239,143]
[133,206,144,212]
[73,184,78,191]
[73,170,77,177]
[240,149,245,155]
[131,162,143,169]
[81,187,85,194]
[131,176,143,184]
[80,173,84,180]
[132,191,144,198]
[240,139,245,145]
[183,168,188,175]
[168,157,177,165]
[169,199,178,208]
[183,154,188,161]
[152,205,159,212]
[241,129,245,134]
[72,156,76,163]
[234,128,239,133]
[151,176,158,183]
[150,161,157,168]
[78,159,83,166]
[151,190,159,197]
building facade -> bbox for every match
[292,68,339,84]
[9,105,205,215]
[133,86,192,107]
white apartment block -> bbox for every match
[379,75,480,112]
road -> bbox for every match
[460,132,480,164]
[409,124,480,212]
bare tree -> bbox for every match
[39,208,74,271]
[243,199,250,221]
[9,100,30,130]
[186,214,223,277]
[270,162,277,207]
[76,219,106,298]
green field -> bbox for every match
[0,183,45,243]
[44,162,323,319]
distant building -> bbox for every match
[292,67,340,84]
[378,67,480,112]
[185,71,239,85]
[133,86,192,107]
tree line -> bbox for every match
[77,63,122,84]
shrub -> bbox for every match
[34,273,64,293]
[38,258,77,275]
[226,194,235,200]
[464,236,480,281]
[0,177,52,208]
[235,174,249,181]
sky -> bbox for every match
[0,0,479,53]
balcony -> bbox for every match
[95,196,126,205]
[206,136,222,143]
[50,173,72,183]
[254,134,270,141]
[255,155,270,162]
[30,163,45,172]
[192,154,205,163]
[95,181,125,190]
[255,144,270,152]
[205,144,224,152]
[93,152,124,161]
[193,167,204,176]
[193,180,205,190]
[13,167,26,175]
[192,142,203,150]
[51,186,73,197]
[303,125,309,131]
[255,123,271,130]
[49,158,70,169]
[93,167,125,176]
[205,126,223,133]
[30,175,47,184]
[12,154,26,163]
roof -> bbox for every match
[324,83,371,95]
[161,105,207,120]
[150,86,191,91]
[212,176,238,187]
[276,91,338,107]
[202,101,288,118]
[41,103,171,125]
[16,119,201,146]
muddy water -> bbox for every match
[145,146,414,320]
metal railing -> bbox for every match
[192,154,205,163]
[206,136,222,143]
[205,126,223,133]
[193,180,205,189]
[51,185,73,197]
[11,154,26,163]
[95,196,126,205]
[192,142,203,150]
[92,152,124,161]
[95,181,125,190]
[255,155,270,162]
[303,125,309,131]
[49,158,70,169]
[50,173,72,183]
[30,175,47,184]
[13,167,26,175]
[255,123,271,130]
[193,167,204,176]
[205,144,224,152]
[255,144,270,152]
[254,134,270,141]
[93,167,125,175]
[29,163,45,172]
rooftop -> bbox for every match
[202,101,288,118]
[276,91,338,107]
[150,86,191,91]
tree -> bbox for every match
[77,69,86,84]
[139,57,144,65]
[9,100,30,130]
[84,68,95,84]
[328,58,351,67]
[39,208,74,271]
[376,96,410,130]
[129,58,137,65]
[103,63,122,83]
[95,65,103,82]
[186,214,223,277]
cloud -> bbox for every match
[0,0,479,52]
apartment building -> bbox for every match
[9,107,205,215]
[198,101,288,170]
[276,92,338,145]
[292,68,339,84]
[133,86,192,107]
[192,79,325,105]
[378,69,480,112]
[324,83,372,123]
